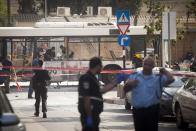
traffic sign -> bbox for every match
[116,10,130,25]
[117,24,130,35]
[118,35,131,47]
[116,10,130,35]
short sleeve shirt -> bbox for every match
[2,59,12,72]
[78,71,102,99]
[128,71,168,108]
[34,70,51,83]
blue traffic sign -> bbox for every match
[118,35,131,46]
[116,10,130,25]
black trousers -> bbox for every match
[3,71,10,93]
[132,104,160,131]
[34,86,47,113]
[80,112,100,131]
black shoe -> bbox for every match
[5,91,10,94]
[28,96,33,99]
[43,113,47,118]
[34,112,39,117]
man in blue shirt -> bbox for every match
[118,56,174,131]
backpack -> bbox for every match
[0,70,6,85]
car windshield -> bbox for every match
[0,89,13,114]
[167,77,187,88]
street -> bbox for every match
[7,87,196,131]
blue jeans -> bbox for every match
[28,80,33,97]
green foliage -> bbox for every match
[0,0,7,26]
[186,0,196,16]
[0,0,7,16]
[134,0,142,26]
[144,0,187,42]
[143,0,166,42]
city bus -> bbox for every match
[0,22,150,83]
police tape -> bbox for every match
[101,70,196,78]
[0,66,196,78]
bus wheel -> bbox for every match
[100,64,121,84]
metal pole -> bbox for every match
[123,46,126,69]
[168,12,171,67]
[66,37,69,60]
[11,39,13,61]
[45,0,47,21]
[98,37,101,57]
[144,37,147,57]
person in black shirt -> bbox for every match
[60,45,74,59]
[190,60,196,72]
[33,60,50,118]
[44,47,56,61]
[78,57,118,131]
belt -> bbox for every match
[133,103,160,110]
[79,96,103,102]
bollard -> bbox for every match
[119,84,125,99]
[117,84,121,97]
[117,84,125,99]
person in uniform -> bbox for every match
[33,60,50,118]
[78,57,118,131]
[1,56,13,93]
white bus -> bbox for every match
[0,22,148,83]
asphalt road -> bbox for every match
[6,87,196,131]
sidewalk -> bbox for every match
[103,91,125,105]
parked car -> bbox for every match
[0,87,26,131]
[172,78,196,129]
[159,76,187,117]
[190,60,196,72]
[124,67,187,117]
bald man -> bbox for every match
[120,56,174,131]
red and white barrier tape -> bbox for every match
[0,66,196,78]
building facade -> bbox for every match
[2,0,196,64]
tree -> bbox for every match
[186,0,196,17]
[144,0,187,44]
[133,0,142,26]
[186,0,196,29]
[0,0,7,26]
[143,0,166,51]
[18,0,36,14]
